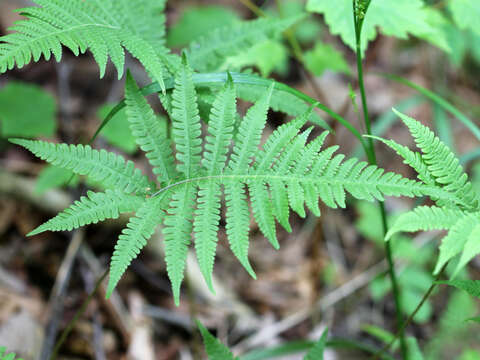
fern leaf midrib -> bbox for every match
[150,173,447,200]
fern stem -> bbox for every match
[50,269,108,360]
[352,1,408,358]
[371,263,448,360]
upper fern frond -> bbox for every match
[392,109,479,210]
[186,15,303,72]
[384,110,480,278]
[0,0,167,89]
[17,76,458,305]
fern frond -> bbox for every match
[17,83,461,305]
[393,109,479,210]
[9,139,154,194]
[386,206,466,240]
[434,215,478,274]
[163,184,197,306]
[456,224,480,276]
[106,195,167,297]
[171,58,202,178]
[187,15,302,72]
[124,72,177,184]
[0,0,167,89]
[28,190,144,236]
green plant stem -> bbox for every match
[379,73,480,142]
[352,1,407,358]
[50,269,108,360]
[372,263,448,360]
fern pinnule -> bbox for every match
[9,139,154,195]
[27,190,144,236]
[107,195,167,298]
[124,72,177,184]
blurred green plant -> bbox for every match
[0,82,56,138]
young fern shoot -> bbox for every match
[13,63,457,306]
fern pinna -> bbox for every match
[11,61,453,305]
[0,0,168,89]
[376,110,480,277]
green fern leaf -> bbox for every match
[187,16,302,72]
[202,76,237,175]
[393,109,479,210]
[304,328,328,360]
[9,139,153,194]
[163,184,197,306]
[124,72,177,184]
[0,0,167,89]
[16,81,460,305]
[386,206,466,240]
[197,321,236,360]
[193,79,237,290]
[228,84,273,173]
[225,180,256,278]
[106,195,167,298]
[171,58,202,178]
[28,190,144,236]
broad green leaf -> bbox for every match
[97,104,137,154]
[167,6,240,47]
[448,0,480,36]
[304,42,350,76]
[224,40,289,77]
[306,0,444,54]
[0,82,56,138]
